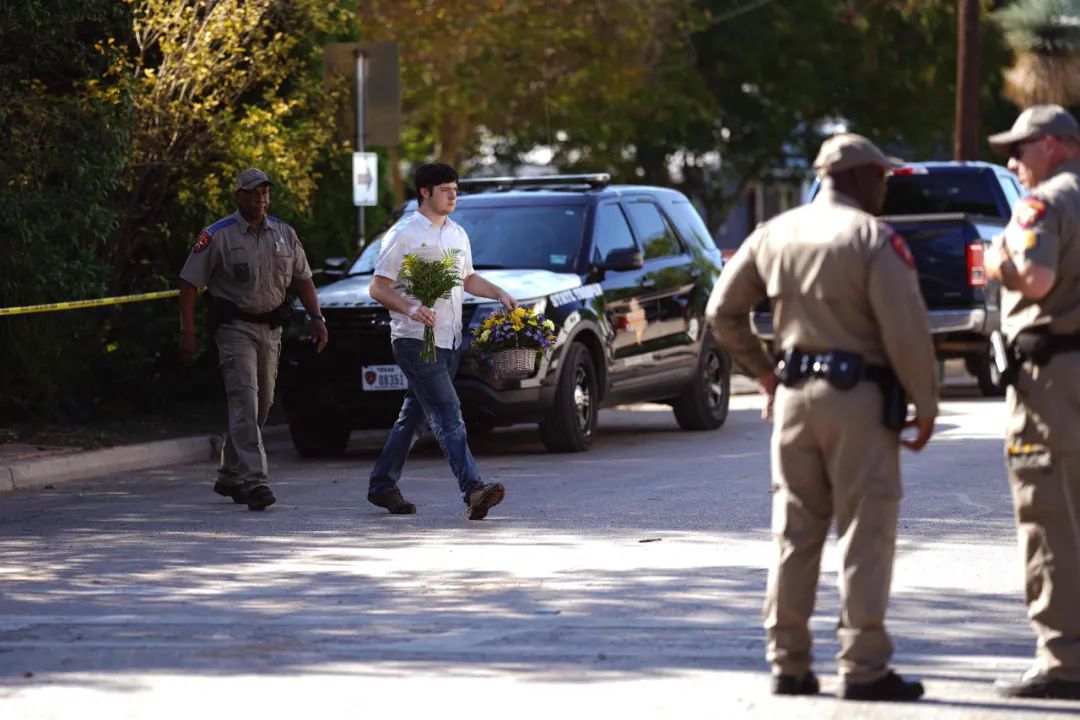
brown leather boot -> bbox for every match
[367,487,417,514]
[466,482,505,520]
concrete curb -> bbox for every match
[1,436,215,493]
[0,425,290,494]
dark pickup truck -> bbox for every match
[752,161,1024,396]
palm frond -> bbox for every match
[995,0,1080,54]
[994,0,1080,106]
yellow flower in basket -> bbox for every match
[470,306,559,380]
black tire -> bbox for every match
[288,411,351,457]
[971,348,1006,397]
[673,335,731,431]
[539,343,598,453]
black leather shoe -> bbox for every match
[995,672,1080,699]
[245,484,276,512]
[368,488,417,515]
[213,478,247,504]
[841,670,924,701]
[772,672,820,695]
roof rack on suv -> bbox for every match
[458,173,611,193]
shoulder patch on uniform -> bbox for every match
[1022,229,1039,250]
[889,233,916,269]
[1016,196,1047,229]
[206,217,237,234]
[192,231,212,254]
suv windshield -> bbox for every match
[349,205,585,274]
[883,171,1001,216]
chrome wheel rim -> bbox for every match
[573,365,593,435]
[704,351,726,411]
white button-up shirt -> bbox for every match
[374,212,474,348]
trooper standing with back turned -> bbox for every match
[178,168,328,511]
[985,105,1080,701]
[707,134,938,701]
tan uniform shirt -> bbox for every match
[1000,159,1080,341]
[707,185,939,419]
[179,211,312,313]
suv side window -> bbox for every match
[591,203,638,264]
[668,201,717,251]
[626,201,682,259]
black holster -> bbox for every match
[866,366,907,433]
[999,328,1080,388]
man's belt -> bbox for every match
[207,295,290,331]
[775,348,893,389]
[775,347,907,432]
[998,327,1080,387]
[1014,327,1080,366]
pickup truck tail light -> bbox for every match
[967,242,986,287]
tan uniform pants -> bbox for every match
[765,378,901,683]
[1006,350,1080,682]
[215,321,282,485]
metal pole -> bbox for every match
[954,0,981,161]
[356,51,367,247]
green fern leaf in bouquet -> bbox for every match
[397,248,463,362]
[994,0,1080,107]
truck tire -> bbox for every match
[288,411,351,457]
[673,335,731,431]
[539,343,598,453]
[969,347,1006,397]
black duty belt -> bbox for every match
[775,348,894,390]
[998,328,1080,387]
[775,347,907,431]
[207,295,290,331]
[1013,328,1080,366]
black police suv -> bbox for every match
[279,174,730,455]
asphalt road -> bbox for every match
[1,380,1077,718]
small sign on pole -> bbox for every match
[353,152,378,207]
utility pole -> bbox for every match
[954,0,981,161]
[355,49,367,246]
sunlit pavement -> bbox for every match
[1,375,1077,718]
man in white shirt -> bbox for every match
[367,162,516,520]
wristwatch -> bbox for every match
[311,314,326,323]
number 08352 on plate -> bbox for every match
[362,365,408,391]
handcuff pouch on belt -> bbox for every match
[207,295,290,334]
[775,348,907,432]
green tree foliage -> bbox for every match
[99,0,358,293]
[2,0,360,423]
[357,0,684,167]
[0,1,131,419]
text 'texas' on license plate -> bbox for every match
[362,365,408,391]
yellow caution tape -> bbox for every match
[0,290,180,317]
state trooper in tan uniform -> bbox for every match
[707,134,938,701]
[178,168,328,511]
[984,105,1080,701]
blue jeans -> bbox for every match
[368,338,482,503]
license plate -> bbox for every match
[362,364,408,391]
